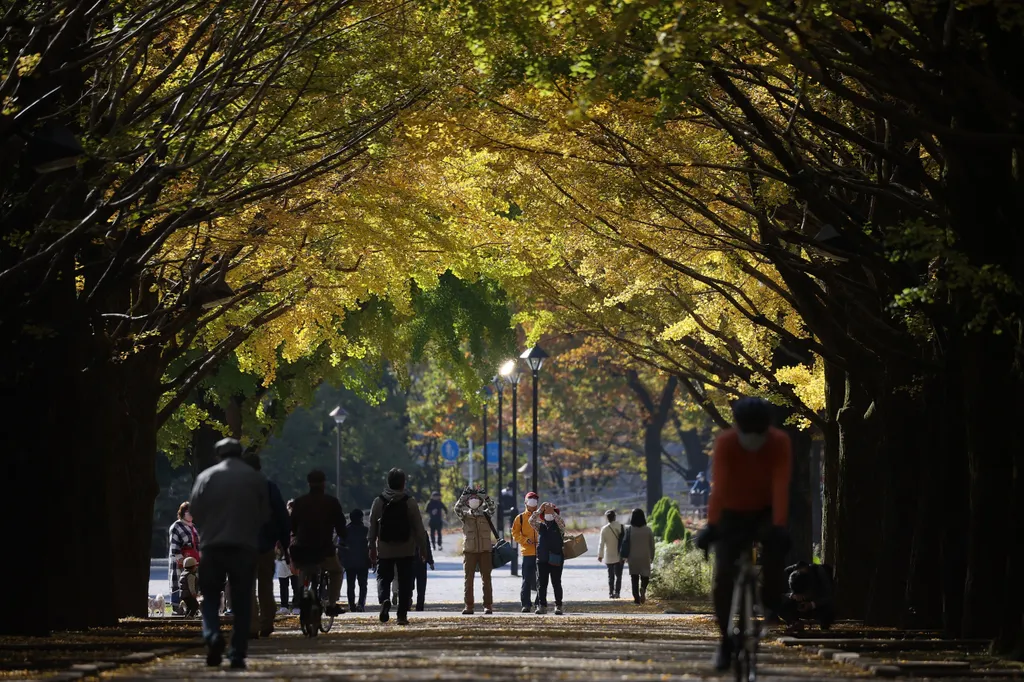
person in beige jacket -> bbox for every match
[454,487,497,614]
[597,509,625,599]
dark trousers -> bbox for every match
[429,523,443,548]
[415,557,428,610]
[289,575,300,608]
[712,510,786,638]
[520,555,538,607]
[377,556,415,617]
[199,545,257,663]
[607,561,624,596]
[347,567,368,609]
[278,578,290,609]
[630,573,650,601]
[537,561,563,607]
[182,594,200,617]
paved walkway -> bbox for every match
[102,612,859,681]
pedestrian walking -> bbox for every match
[690,472,711,519]
[624,508,656,605]
[168,501,200,612]
[597,509,625,599]
[425,491,447,550]
[285,499,300,613]
[529,502,566,615]
[511,491,540,612]
[243,452,290,638]
[275,545,292,612]
[189,437,270,670]
[344,509,370,612]
[454,486,496,615]
[368,468,429,626]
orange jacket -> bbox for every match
[511,510,538,556]
[708,427,792,527]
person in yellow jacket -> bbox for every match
[511,491,540,612]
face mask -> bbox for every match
[738,431,768,452]
[468,498,481,509]
[526,499,538,508]
[544,513,555,522]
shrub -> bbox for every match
[663,506,686,543]
[648,541,712,601]
[649,496,680,537]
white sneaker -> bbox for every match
[291,608,300,615]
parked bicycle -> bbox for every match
[299,567,335,637]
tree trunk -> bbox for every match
[832,368,883,620]
[784,417,813,564]
[961,336,1017,640]
[625,371,677,513]
[820,360,843,568]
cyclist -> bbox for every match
[696,397,792,671]
[289,470,347,617]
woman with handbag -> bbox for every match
[168,501,201,612]
[624,508,656,605]
[529,502,566,615]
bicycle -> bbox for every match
[703,544,763,682]
[727,545,762,682]
[299,567,335,637]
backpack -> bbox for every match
[378,494,411,543]
[618,525,632,560]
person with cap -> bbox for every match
[289,469,346,617]
[597,509,625,599]
[454,486,497,614]
[529,501,567,614]
[425,491,447,551]
[511,491,541,612]
[178,556,200,617]
[189,437,270,670]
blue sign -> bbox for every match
[485,442,499,466]
[440,439,459,462]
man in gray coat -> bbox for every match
[368,468,429,626]
[190,438,270,670]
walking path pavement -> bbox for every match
[120,535,1024,681]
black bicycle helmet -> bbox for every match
[214,437,243,458]
[731,397,773,434]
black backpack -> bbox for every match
[378,494,411,543]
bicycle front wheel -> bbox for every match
[318,573,334,633]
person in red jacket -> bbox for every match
[697,397,792,671]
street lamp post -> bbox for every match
[520,345,549,494]
[492,375,504,530]
[501,359,522,577]
[480,387,491,498]
[329,406,348,502]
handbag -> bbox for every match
[562,534,587,560]
[547,551,564,567]
[484,514,516,569]
[618,526,632,560]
